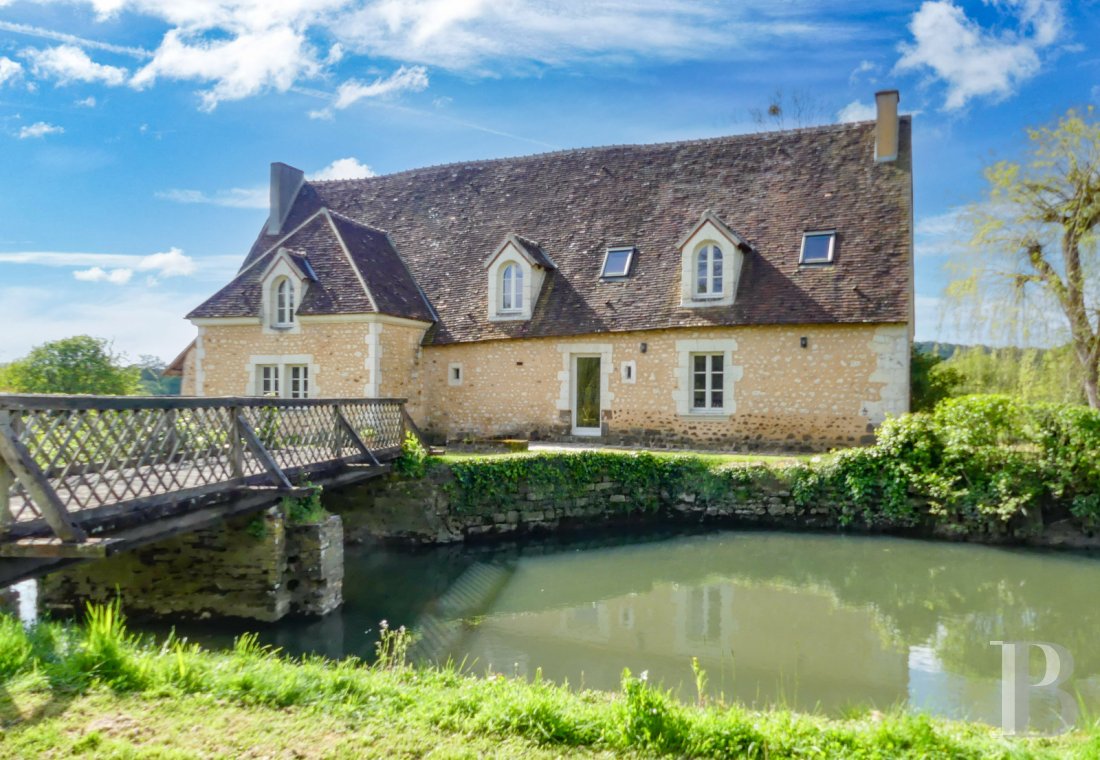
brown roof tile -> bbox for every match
[211,119,912,343]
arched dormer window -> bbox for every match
[501,263,523,312]
[273,276,295,326]
[694,244,723,298]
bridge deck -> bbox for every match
[0,396,408,573]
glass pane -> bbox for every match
[711,249,722,277]
[696,251,708,292]
[711,354,724,372]
[802,233,834,263]
[603,249,631,277]
[575,357,601,429]
[694,355,707,372]
[514,268,524,308]
[693,390,706,408]
[711,391,723,408]
[694,372,706,391]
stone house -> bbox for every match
[173,91,913,451]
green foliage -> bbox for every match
[4,606,1083,758]
[437,396,1100,535]
[948,107,1100,407]
[910,345,963,412]
[2,336,141,395]
[134,355,181,396]
[394,430,428,478]
[940,344,1086,404]
[280,483,327,525]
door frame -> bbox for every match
[571,353,603,437]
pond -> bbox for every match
[32,529,1100,730]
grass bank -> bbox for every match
[1,608,1097,758]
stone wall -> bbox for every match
[420,323,908,451]
[328,467,836,546]
[39,510,344,622]
[328,465,1096,550]
[193,316,430,414]
[185,317,908,452]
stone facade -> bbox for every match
[185,319,908,452]
[39,509,344,622]
[419,323,909,451]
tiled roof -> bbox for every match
[212,119,912,343]
[187,209,434,322]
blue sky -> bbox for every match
[0,0,1097,363]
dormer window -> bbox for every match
[501,263,524,312]
[676,211,747,309]
[601,247,634,279]
[694,244,724,298]
[484,234,556,322]
[273,276,296,326]
[800,231,836,264]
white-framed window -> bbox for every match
[694,244,724,298]
[273,276,296,326]
[620,360,636,384]
[800,231,836,264]
[691,353,725,411]
[448,362,463,387]
[501,263,524,312]
[257,364,280,397]
[287,365,309,399]
[601,247,634,278]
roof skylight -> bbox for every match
[601,247,635,278]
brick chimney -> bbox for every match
[874,90,900,163]
[267,162,305,235]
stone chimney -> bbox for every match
[874,90,900,163]
[267,162,305,236]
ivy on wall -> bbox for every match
[410,396,1100,537]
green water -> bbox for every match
[123,529,1100,728]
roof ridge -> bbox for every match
[326,207,390,236]
[307,120,878,186]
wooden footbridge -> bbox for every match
[0,395,409,585]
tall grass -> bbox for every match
[0,605,1093,758]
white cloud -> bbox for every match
[1092,85,1100,103]
[131,26,323,111]
[836,100,877,123]
[915,208,970,258]
[25,44,128,86]
[0,248,196,278]
[308,157,375,181]
[332,65,428,110]
[0,56,23,86]
[848,59,878,84]
[0,20,151,58]
[154,187,268,209]
[17,121,64,139]
[74,266,134,284]
[331,0,795,71]
[895,0,1064,110]
[75,95,97,107]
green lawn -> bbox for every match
[434,448,818,468]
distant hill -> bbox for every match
[914,342,988,360]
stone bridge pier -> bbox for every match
[38,509,344,622]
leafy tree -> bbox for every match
[949,107,1100,407]
[3,336,140,395]
[910,346,962,412]
[133,355,181,396]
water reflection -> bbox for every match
[106,529,1100,729]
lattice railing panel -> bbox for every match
[0,396,407,536]
[342,401,404,451]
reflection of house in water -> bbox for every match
[451,578,909,713]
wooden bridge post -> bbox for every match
[229,405,244,481]
[0,411,13,534]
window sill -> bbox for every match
[680,297,732,308]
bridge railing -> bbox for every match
[0,396,408,543]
